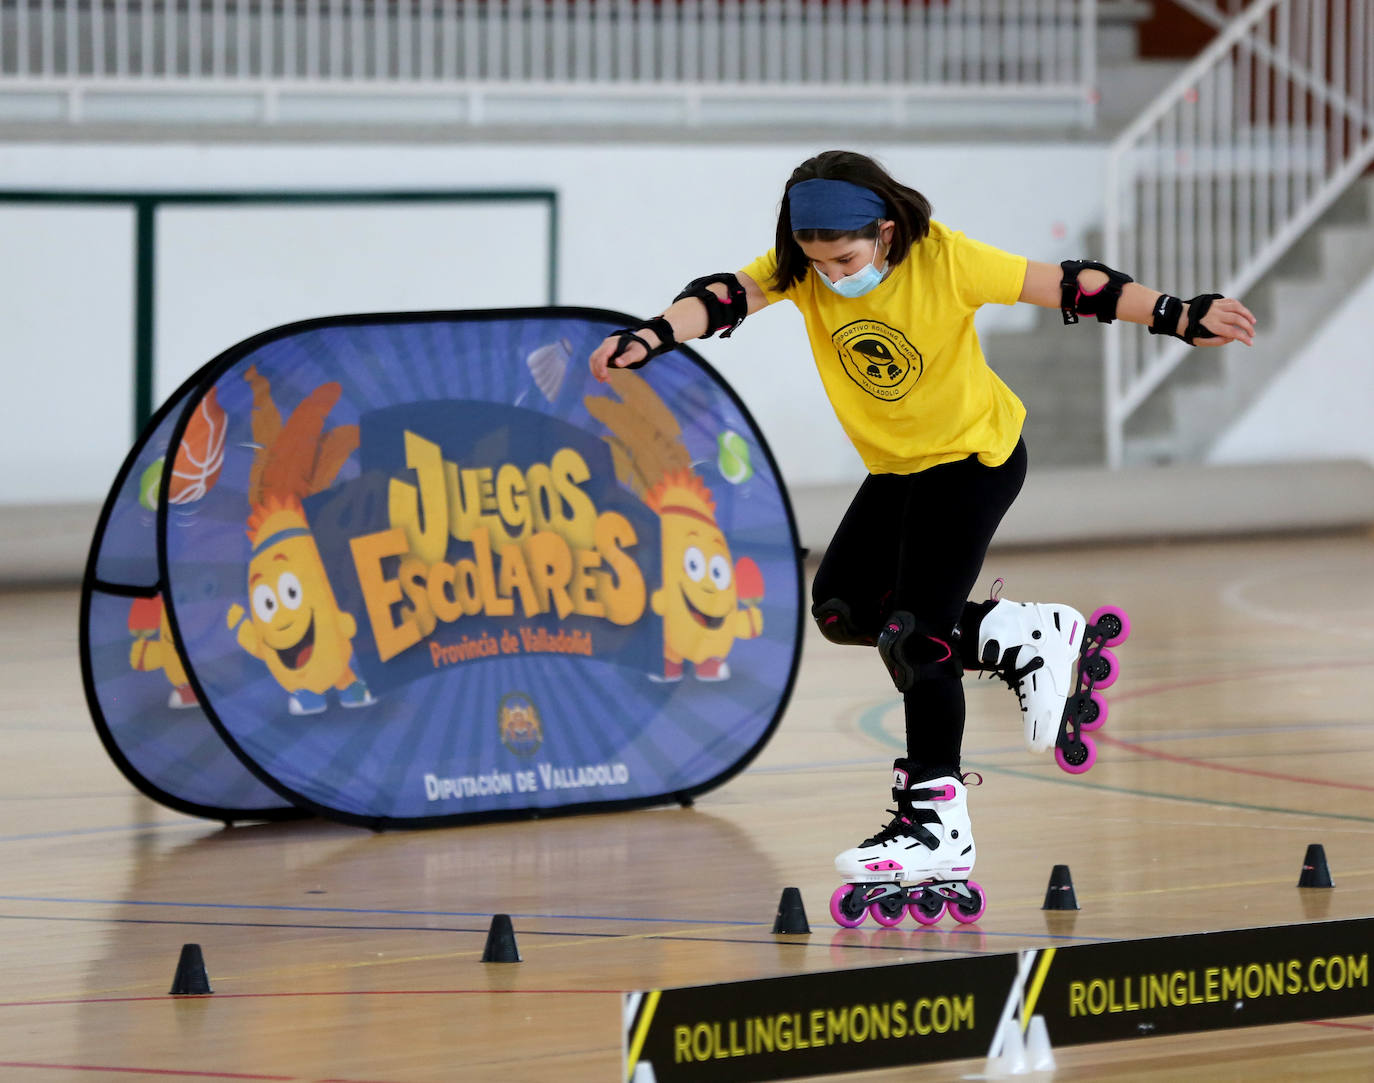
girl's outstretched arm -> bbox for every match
[1018,259,1256,347]
[589,272,771,382]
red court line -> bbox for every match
[1102,659,1374,794]
[0,1064,291,1080]
[0,1066,398,1083]
[1112,660,1370,706]
[0,989,615,1008]
[1304,1019,1374,1032]
[1097,732,1374,794]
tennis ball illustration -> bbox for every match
[138,458,165,511]
[717,430,753,485]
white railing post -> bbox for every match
[1104,140,1124,468]
[4,0,1098,130]
[1103,0,1374,465]
[1081,0,1098,127]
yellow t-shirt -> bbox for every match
[739,220,1028,474]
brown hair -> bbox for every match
[771,150,933,293]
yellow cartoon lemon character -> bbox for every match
[128,594,197,709]
[227,496,374,715]
[646,469,763,682]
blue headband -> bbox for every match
[251,526,313,556]
[788,178,888,232]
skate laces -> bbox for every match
[860,810,911,848]
[860,806,939,849]
[980,646,1044,712]
[988,577,1005,601]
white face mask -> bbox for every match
[816,237,888,298]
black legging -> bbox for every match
[811,439,1028,777]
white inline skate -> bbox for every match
[830,761,986,928]
[976,596,1131,774]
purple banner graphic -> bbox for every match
[84,308,802,828]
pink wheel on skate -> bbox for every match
[869,896,907,927]
[1055,733,1098,774]
[1083,647,1118,691]
[1090,606,1130,647]
[1079,691,1109,732]
[948,882,987,924]
[909,892,947,926]
[829,885,868,928]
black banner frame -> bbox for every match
[145,306,805,830]
[79,354,307,825]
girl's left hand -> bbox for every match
[1192,297,1257,347]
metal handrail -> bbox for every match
[1102,0,1374,466]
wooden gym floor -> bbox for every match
[2,530,1372,1081]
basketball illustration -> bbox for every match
[168,388,227,504]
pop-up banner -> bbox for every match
[80,380,303,823]
[81,309,803,828]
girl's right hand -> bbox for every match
[588,334,648,383]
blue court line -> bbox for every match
[0,822,207,844]
[0,910,1107,947]
[0,895,761,925]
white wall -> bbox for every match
[0,137,1108,505]
[1210,265,1374,466]
[153,201,551,402]
[1,204,135,504]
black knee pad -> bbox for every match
[877,610,964,693]
[812,598,876,646]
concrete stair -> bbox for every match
[980,305,1109,469]
[981,175,1374,470]
[1121,176,1374,465]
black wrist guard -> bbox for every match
[1060,259,1134,325]
[1182,294,1224,345]
[1148,294,1185,336]
[674,272,748,339]
[606,315,676,371]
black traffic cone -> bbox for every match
[1298,844,1334,888]
[772,887,811,934]
[481,914,521,962]
[169,943,213,995]
[1042,865,1080,910]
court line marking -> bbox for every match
[6,661,1368,847]
[1110,660,1372,709]
[0,1062,399,1083]
[1221,573,1374,644]
[0,895,758,925]
[1304,1019,1374,1032]
[857,700,1374,826]
[1097,732,1374,793]
[0,911,1105,1004]
[0,822,208,844]
[0,904,1110,949]
[0,1064,290,1081]
[0,990,611,1009]
[0,912,734,938]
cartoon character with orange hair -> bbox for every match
[585,369,765,683]
[225,367,374,716]
[128,594,198,709]
[645,469,763,681]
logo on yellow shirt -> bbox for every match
[833,320,924,402]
